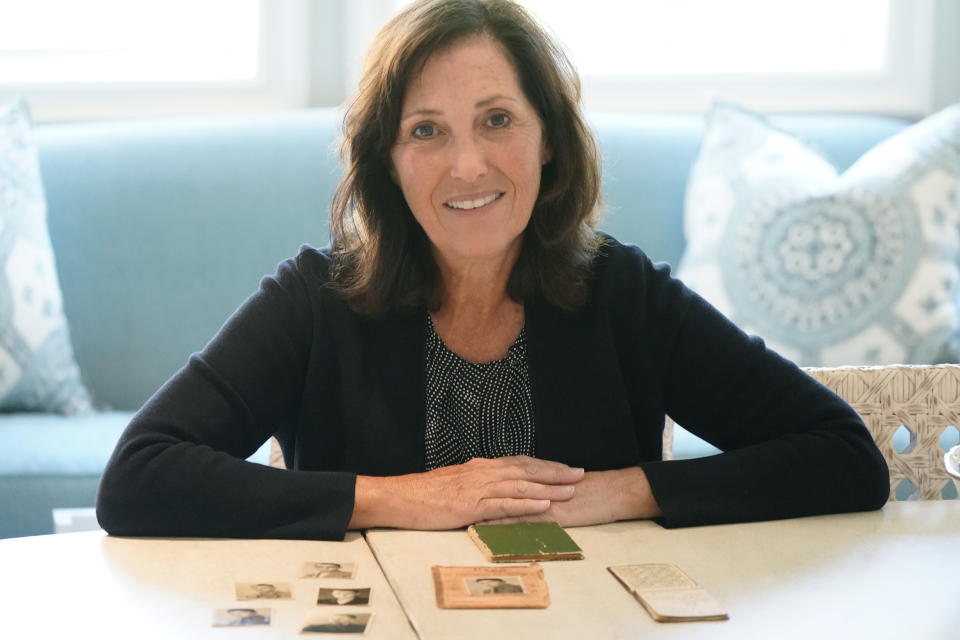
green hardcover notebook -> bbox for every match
[467,522,584,562]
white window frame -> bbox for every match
[0,0,310,122]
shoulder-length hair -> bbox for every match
[330,0,602,315]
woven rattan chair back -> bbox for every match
[805,364,960,501]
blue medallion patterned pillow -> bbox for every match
[677,103,960,366]
[0,100,92,413]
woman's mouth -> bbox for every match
[444,192,504,211]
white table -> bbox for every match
[3,503,956,639]
[0,531,416,639]
[366,501,960,640]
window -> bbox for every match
[0,0,260,84]
[0,0,309,121]
[523,0,890,76]
[519,0,934,115]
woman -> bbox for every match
[96,0,888,540]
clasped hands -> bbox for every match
[349,456,661,530]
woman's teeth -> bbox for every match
[445,193,502,210]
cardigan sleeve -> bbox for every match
[622,246,890,527]
[96,250,357,540]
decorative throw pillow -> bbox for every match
[677,103,960,366]
[0,100,92,413]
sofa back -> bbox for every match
[35,108,909,411]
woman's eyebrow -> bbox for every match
[475,94,517,108]
[400,108,442,122]
[400,94,518,123]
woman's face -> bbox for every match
[390,35,548,268]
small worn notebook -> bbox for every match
[467,522,583,562]
[432,564,550,609]
[608,564,728,622]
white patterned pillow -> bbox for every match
[677,103,960,366]
[0,100,92,413]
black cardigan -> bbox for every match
[96,238,889,539]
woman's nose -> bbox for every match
[449,135,487,182]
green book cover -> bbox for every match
[467,522,584,562]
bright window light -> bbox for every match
[0,0,261,84]
[521,0,889,76]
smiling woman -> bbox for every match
[95,0,889,541]
[390,36,547,287]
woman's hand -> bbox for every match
[348,456,584,530]
[479,467,662,528]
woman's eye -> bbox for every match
[488,113,510,128]
[412,124,436,139]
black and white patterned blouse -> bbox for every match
[424,315,536,470]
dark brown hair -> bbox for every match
[330,0,602,315]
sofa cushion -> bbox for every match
[0,100,92,412]
[0,411,132,475]
[677,102,960,366]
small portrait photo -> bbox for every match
[212,607,271,627]
[235,582,293,600]
[464,576,526,596]
[300,560,357,579]
[301,612,372,635]
[316,587,371,606]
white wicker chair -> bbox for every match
[804,364,960,501]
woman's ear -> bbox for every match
[387,152,400,184]
[540,139,552,165]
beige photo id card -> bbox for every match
[432,564,550,609]
[608,563,728,622]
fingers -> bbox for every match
[486,479,576,502]
[380,457,585,531]
[482,456,585,485]
[478,514,552,526]
[478,497,552,522]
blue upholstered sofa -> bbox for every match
[0,107,911,538]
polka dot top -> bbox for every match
[424,315,536,470]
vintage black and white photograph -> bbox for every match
[316,587,371,606]
[300,560,357,579]
[464,575,526,596]
[212,607,271,627]
[234,582,293,600]
[301,612,372,635]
